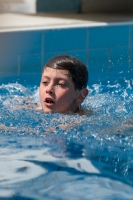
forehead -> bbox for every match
[42,67,70,78]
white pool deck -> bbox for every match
[1,12,133,32]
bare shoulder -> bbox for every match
[35,105,42,111]
[79,107,93,116]
[124,119,133,128]
[0,124,7,130]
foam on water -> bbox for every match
[0,80,133,199]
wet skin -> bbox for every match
[39,67,80,114]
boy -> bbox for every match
[38,55,89,115]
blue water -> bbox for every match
[0,78,133,199]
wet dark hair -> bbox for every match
[43,55,88,90]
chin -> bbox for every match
[42,106,69,114]
[43,108,53,113]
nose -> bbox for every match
[46,83,54,94]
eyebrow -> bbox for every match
[42,76,50,79]
[41,76,69,82]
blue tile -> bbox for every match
[0,31,42,56]
[131,26,133,45]
[89,71,109,85]
[20,54,42,75]
[130,46,133,71]
[128,45,133,81]
[110,47,129,71]
[89,26,129,48]
[66,50,87,66]
[89,48,108,72]
[108,69,130,85]
[109,46,130,84]
[89,49,109,84]
[0,55,18,76]
[44,28,87,52]
[19,75,41,86]
[130,68,133,80]
[0,76,20,85]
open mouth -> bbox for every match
[45,98,54,104]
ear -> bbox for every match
[75,88,88,105]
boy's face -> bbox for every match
[39,67,79,113]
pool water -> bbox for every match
[0,78,133,199]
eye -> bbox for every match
[58,83,64,86]
[58,82,66,87]
[42,81,49,86]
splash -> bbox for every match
[0,81,133,199]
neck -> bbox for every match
[74,105,81,114]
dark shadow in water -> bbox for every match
[2,196,36,200]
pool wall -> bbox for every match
[0,23,133,85]
[36,0,81,13]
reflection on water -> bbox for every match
[0,80,133,199]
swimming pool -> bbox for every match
[0,71,133,199]
[0,21,133,199]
